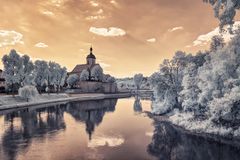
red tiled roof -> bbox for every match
[70,64,101,74]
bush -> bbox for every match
[18,85,39,102]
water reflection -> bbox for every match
[2,105,66,160]
[147,121,240,160]
[66,99,117,140]
[1,98,239,160]
[0,99,117,160]
[133,96,142,113]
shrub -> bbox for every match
[18,85,39,102]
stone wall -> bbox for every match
[67,81,118,93]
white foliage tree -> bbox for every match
[2,49,22,95]
[150,51,189,114]
[210,35,225,52]
[180,63,200,112]
[106,76,116,83]
[204,0,239,29]
[91,65,103,81]
[67,74,79,88]
[134,74,143,90]
[34,60,49,93]
[80,69,89,81]
[197,30,240,112]
[18,85,39,102]
[19,55,34,86]
[48,61,57,88]
[55,65,67,93]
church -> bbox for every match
[68,47,117,93]
[69,47,102,78]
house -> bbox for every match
[0,69,6,92]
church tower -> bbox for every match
[86,47,96,66]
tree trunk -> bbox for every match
[57,85,59,94]
[12,83,14,97]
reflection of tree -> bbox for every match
[66,99,117,140]
[1,99,118,159]
[2,105,66,160]
[134,96,142,113]
[147,121,240,160]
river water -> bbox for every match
[0,98,240,160]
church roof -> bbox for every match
[71,64,100,74]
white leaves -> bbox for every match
[18,85,39,101]
[205,0,239,29]
[80,69,89,81]
[67,74,79,87]
[2,49,67,92]
[91,65,103,81]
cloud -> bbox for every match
[88,135,124,148]
[89,27,126,37]
[192,21,240,46]
[42,10,54,16]
[110,0,118,6]
[97,9,104,14]
[0,30,24,47]
[99,62,110,69]
[145,132,154,137]
[51,0,67,7]
[147,38,157,43]
[168,26,184,32]
[86,15,105,20]
[90,1,99,7]
[18,51,42,62]
[34,42,48,48]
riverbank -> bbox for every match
[146,111,240,146]
[0,92,131,111]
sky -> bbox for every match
[0,0,239,78]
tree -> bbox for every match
[34,60,49,93]
[180,63,200,112]
[150,51,192,114]
[55,66,67,93]
[106,76,116,83]
[48,61,57,91]
[2,49,22,95]
[67,74,79,88]
[134,74,143,90]
[204,0,239,29]
[80,69,89,81]
[91,65,103,81]
[19,55,34,86]
[210,35,225,51]
[18,85,39,102]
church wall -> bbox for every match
[67,81,118,93]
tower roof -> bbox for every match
[87,47,96,59]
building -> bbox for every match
[70,47,102,77]
[67,47,117,93]
[0,69,6,92]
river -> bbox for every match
[0,98,239,160]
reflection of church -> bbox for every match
[66,99,117,140]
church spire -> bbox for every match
[90,46,93,53]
